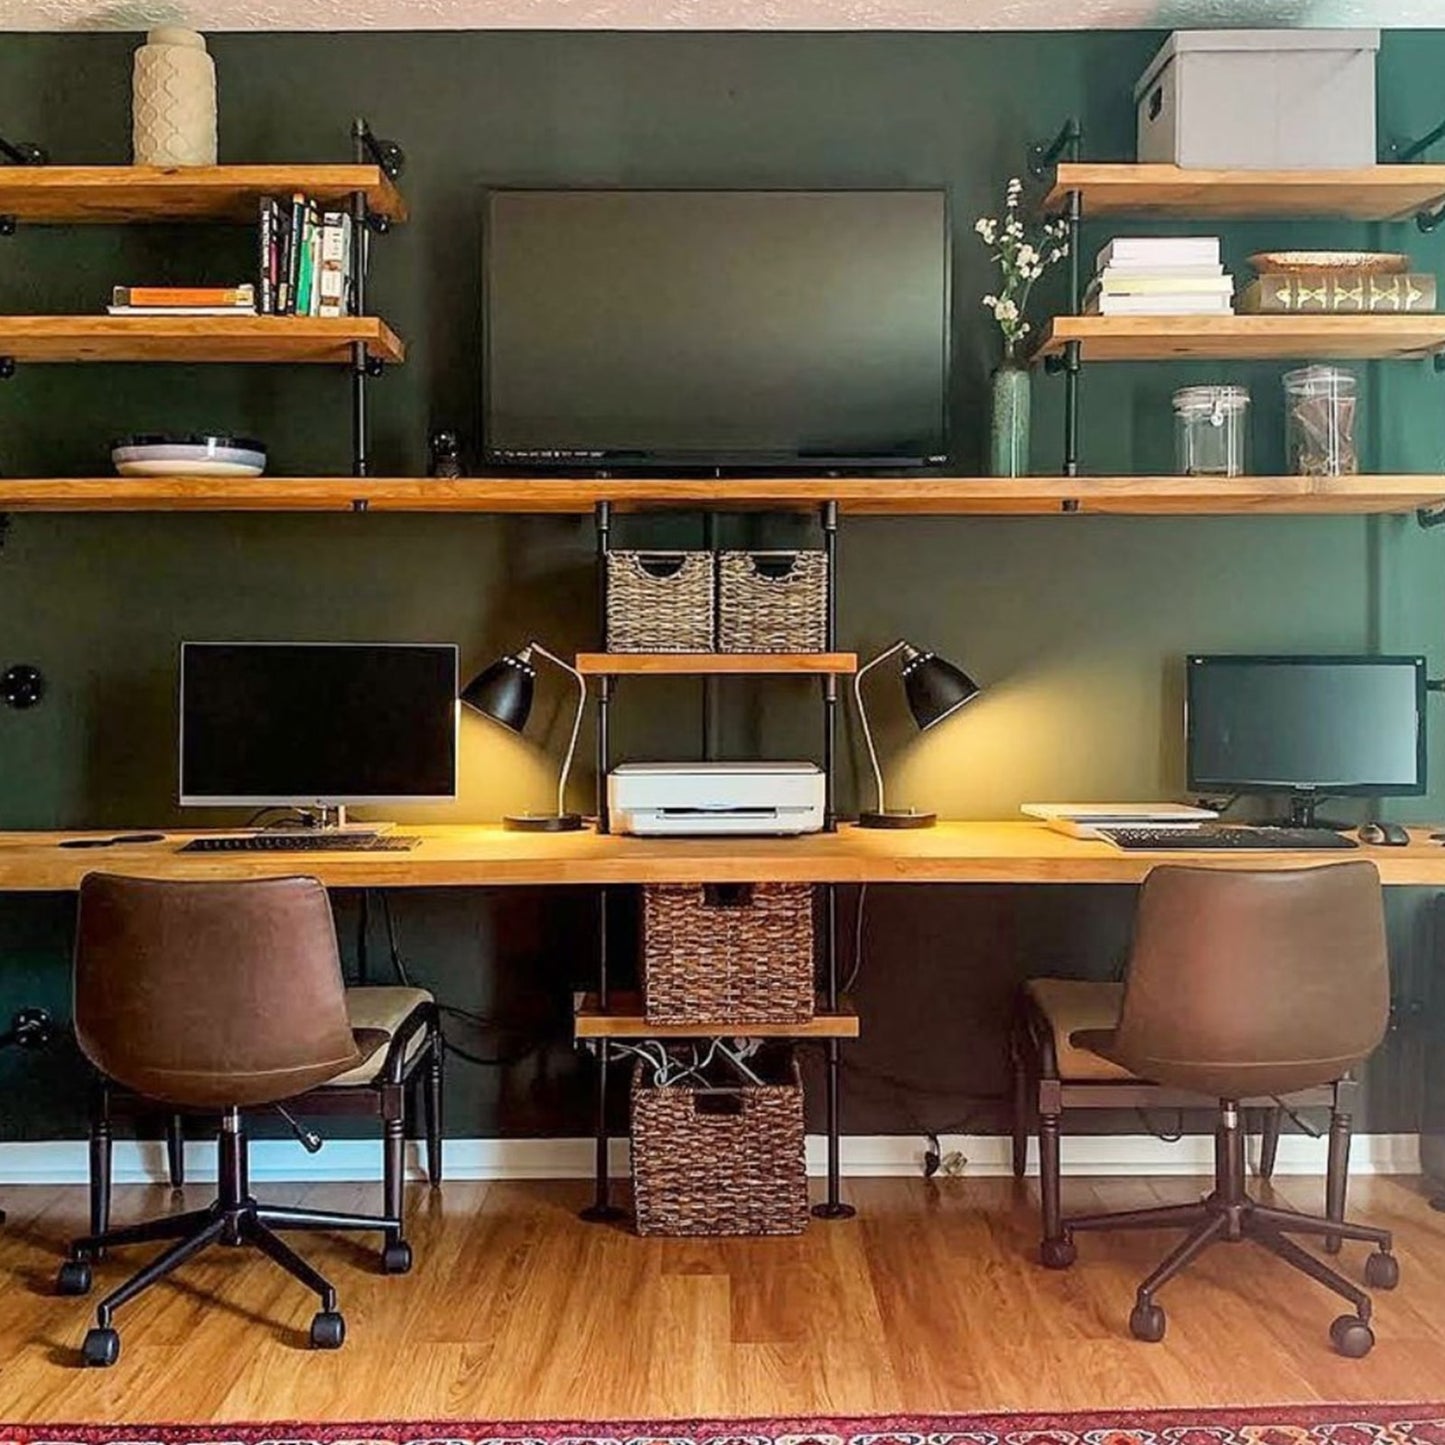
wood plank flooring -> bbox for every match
[1,1175,1443,1422]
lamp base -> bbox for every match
[503,812,585,833]
[857,809,937,830]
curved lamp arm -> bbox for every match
[528,641,587,820]
[853,640,910,818]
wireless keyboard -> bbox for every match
[180,834,422,853]
[1095,826,1359,852]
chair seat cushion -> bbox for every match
[1024,978,1137,1082]
[325,986,435,1088]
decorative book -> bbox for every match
[1238,272,1437,313]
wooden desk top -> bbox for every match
[3,822,1444,891]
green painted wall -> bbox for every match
[1,29,1441,1147]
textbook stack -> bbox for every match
[1085,237,1233,316]
[256,195,358,317]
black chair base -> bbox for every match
[58,1108,398,1367]
[1049,1100,1398,1358]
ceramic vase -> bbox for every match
[132,27,217,167]
[988,361,1031,477]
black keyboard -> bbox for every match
[180,834,422,853]
[1095,825,1359,852]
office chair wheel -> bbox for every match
[380,1239,413,1275]
[81,1326,120,1367]
[309,1310,345,1350]
[1330,1314,1375,1358]
[1365,1251,1400,1290]
[56,1261,93,1296]
[1128,1300,1167,1343]
[1039,1237,1077,1270]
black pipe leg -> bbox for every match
[1326,1108,1352,1254]
[812,1037,855,1220]
[1258,1105,1282,1182]
[165,1116,185,1191]
[580,1039,624,1222]
[424,1028,444,1188]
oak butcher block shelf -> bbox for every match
[576,652,858,676]
[0,315,405,365]
[1042,163,1445,221]
[1033,314,1445,363]
[573,992,860,1039]
[2,475,1443,516]
[0,164,407,224]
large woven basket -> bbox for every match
[606,550,715,653]
[642,882,815,1025]
[717,550,828,653]
[630,1049,809,1236]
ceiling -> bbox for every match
[4,0,1444,30]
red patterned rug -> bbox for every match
[2,1407,1445,1445]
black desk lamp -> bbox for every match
[854,640,980,829]
[461,642,587,832]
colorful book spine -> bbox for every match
[284,192,307,315]
[1238,272,1437,313]
[257,198,276,314]
[317,210,348,318]
[112,284,254,308]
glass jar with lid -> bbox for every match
[1173,384,1250,477]
[1284,365,1358,476]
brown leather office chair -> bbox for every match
[1044,861,1399,1358]
[56,873,402,1367]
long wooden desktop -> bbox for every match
[4,820,1445,890]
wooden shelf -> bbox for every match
[0,165,407,225]
[576,652,858,676]
[1033,314,1445,363]
[2,475,1443,516]
[1042,163,1445,221]
[0,315,405,365]
[573,992,859,1039]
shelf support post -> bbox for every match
[595,501,612,833]
[822,499,839,833]
[580,889,625,1223]
[1032,119,1084,476]
[812,882,854,1221]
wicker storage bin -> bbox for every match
[718,550,828,653]
[606,550,715,653]
[642,882,815,1025]
[630,1048,809,1236]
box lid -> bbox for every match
[1135,27,1381,103]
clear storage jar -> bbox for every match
[1284,365,1357,476]
[1173,385,1250,477]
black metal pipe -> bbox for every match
[823,500,839,830]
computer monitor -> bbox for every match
[180,642,459,811]
[1186,654,1427,826]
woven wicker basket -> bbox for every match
[630,1049,809,1236]
[717,550,828,653]
[606,550,715,653]
[642,882,816,1026]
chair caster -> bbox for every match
[1039,1237,1077,1270]
[56,1261,93,1296]
[310,1310,345,1350]
[1330,1313,1375,1358]
[1364,1251,1400,1290]
[380,1239,413,1275]
[1128,1300,1167,1343]
[81,1326,120,1367]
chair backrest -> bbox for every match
[1110,862,1389,1098]
[74,873,362,1108]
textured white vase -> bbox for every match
[132,27,217,167]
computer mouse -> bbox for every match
[1358,822,1410,846]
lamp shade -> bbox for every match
[460,651,535,732]
[901,647,980,731]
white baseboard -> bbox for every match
[0,1131,1421,1186]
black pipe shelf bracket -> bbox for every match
[1383,119,1445,230]
[1,132,48,237]
[1416,503,1445,530]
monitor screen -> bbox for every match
[1186,655,1426,796]
[482,189,951,468]
[180,642,459,806]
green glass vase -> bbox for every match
[988,361,1031,477]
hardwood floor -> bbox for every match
[1,1174,1443,1422]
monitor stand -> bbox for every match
[1262,792,1350,833]
[262,805,394,837]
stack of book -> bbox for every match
[256,195,358,317]
[1085,238,1232,316]
[109,285,256,317]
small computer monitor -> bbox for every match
[180,642,459,807]
[1186,655,1427,819]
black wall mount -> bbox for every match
[1,663,44,708]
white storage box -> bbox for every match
[1135,29,1379,170]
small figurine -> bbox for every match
[428,429,463,479]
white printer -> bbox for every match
[608,762,826,836]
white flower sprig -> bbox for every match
[975,177,1070,362]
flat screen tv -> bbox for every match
[482,189,951,471]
